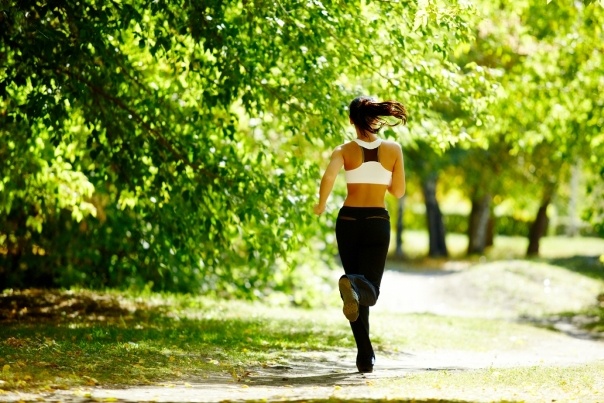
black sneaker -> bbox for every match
[357,356,375,373]
[338,277,359,322]
[356,364,373,373]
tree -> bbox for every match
[404,141,450,258]
[453,0,604,256]
[495,0,604,255]
[0,0,481,300]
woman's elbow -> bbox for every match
[389,185,405,199]
[391,189,405,199]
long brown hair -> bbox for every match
[349,96,407,137]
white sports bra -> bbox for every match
[344,139,392,185]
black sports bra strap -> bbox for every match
[362,146,379,163]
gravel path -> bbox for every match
[377,260,603,320]
[3,261,604,403]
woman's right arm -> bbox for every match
[314,147,344,215]
[388,143,406,198]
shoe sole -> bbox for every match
[339,277,359,322]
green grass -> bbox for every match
[379,363,604,402]
[0,296,354,391]
[546,255,604,280]
[1,234,604,398]
[396,231,604,261]
[242,364,604,402]
[372,312,563,353]
[1,288,601,394]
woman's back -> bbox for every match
[342,139,405,207]
[313,96,406,217]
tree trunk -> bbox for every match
[486,216,495,247]
[394,196,405,259]
[566,160,581,237]
[467,194,492,255]
[526,196,552,257]
[421,175,448,258]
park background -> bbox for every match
[0,0,604,305]
[2,1,604,401]
[1,0,602,304]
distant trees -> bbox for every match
[429,0,604,256]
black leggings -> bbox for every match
[335,206,390,366]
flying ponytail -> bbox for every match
[349,96,408,137]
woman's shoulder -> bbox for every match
[380,138,401,146]
[337,141,361,162]
[340,140,359,150]
[380,139,402,150]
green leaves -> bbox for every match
[0,0,515,295]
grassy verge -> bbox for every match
[0,292,355,391]
[377,363,604,402]
[1,235,603,397]
[397,231,604,261]
[1,287,602,394]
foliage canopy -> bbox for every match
[1,0,602,299]
[1,0,484,299]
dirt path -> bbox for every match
[3,262,604,402]
[50,343,604,403]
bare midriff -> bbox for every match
[343,183,389,208]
